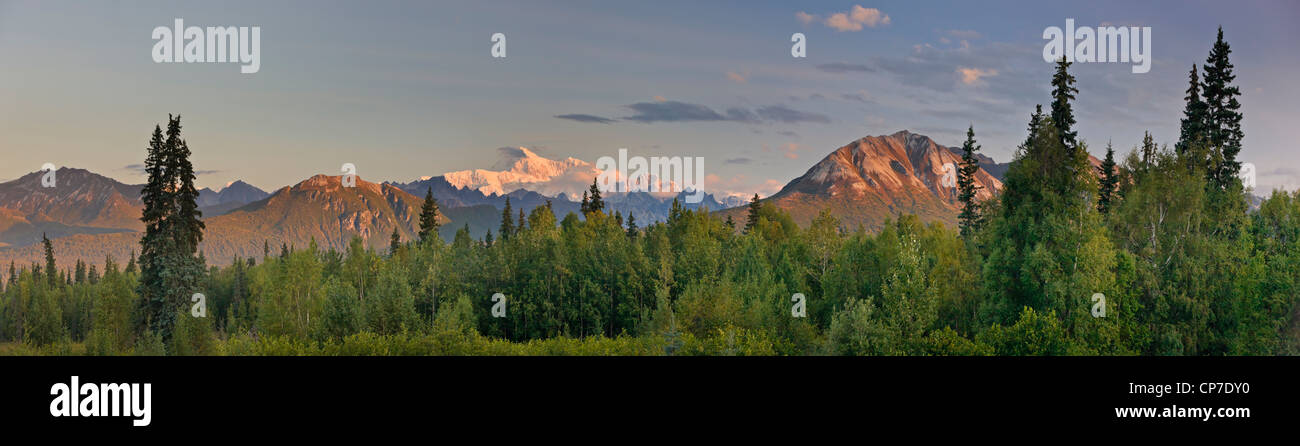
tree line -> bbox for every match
[1,28,1295,356]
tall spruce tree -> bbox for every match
[1176,64,1209,158]
[626,214,638,238]
[586,178,605,214]
[957,125,982,237]
[42,233,56,288]
[1050,57,1079,153]
[418,187,441,243]
[1098,142,1118,214]
[74,260,86,284]
[138,115,206,341]
[744,194,762,234]
[1201,27,1244,189]
[500,197,514,241]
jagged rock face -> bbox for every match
[758,130,1004,230]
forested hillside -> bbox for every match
[1,28,1294,356]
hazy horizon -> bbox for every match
[2,0,1298,196]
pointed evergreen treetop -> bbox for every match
[1050,57,1079,152]
[586,178,605,214]
[1098,141,1118,214]
[1177,64,1208,157]
[744,193,762,234]
[500,197,515,240]
[418,187,441,243]
[957,125,983,237]
[1201,26,1244,188]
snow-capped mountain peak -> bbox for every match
[444,146,600,197]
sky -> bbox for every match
[1,0,1298,196]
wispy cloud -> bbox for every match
[726,71,747,83]
[779,143,803,159]
[118,163,219,176]
[623,101,733,123]
[621,101,828,125]
[554,113,618,124]
[946,29,982,39]
[817,62,875,73]
[755,105,831,124]
[841,90,872,103]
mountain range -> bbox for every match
[198,180,271,216]
[0,130,1081,270]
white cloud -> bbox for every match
[822,5,890,32]
[850,5,890,27]
[825,13,861,31]
[957,67,998,85]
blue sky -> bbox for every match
[1,0,1297,196]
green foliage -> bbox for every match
[170,309,216,356]
[315,277,361,342]
[85,261,137,355]
[827,297,888,355]
[132,330,167,356]
[365,260,419,335]
[6,28,1295,356]
[25,285,66,346]
[977,307,1074,355]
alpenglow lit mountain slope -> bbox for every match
[719,130,1006,231]
[199,174,447,262]
[0,168,142,248]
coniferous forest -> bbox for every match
[2,29,1296,356]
